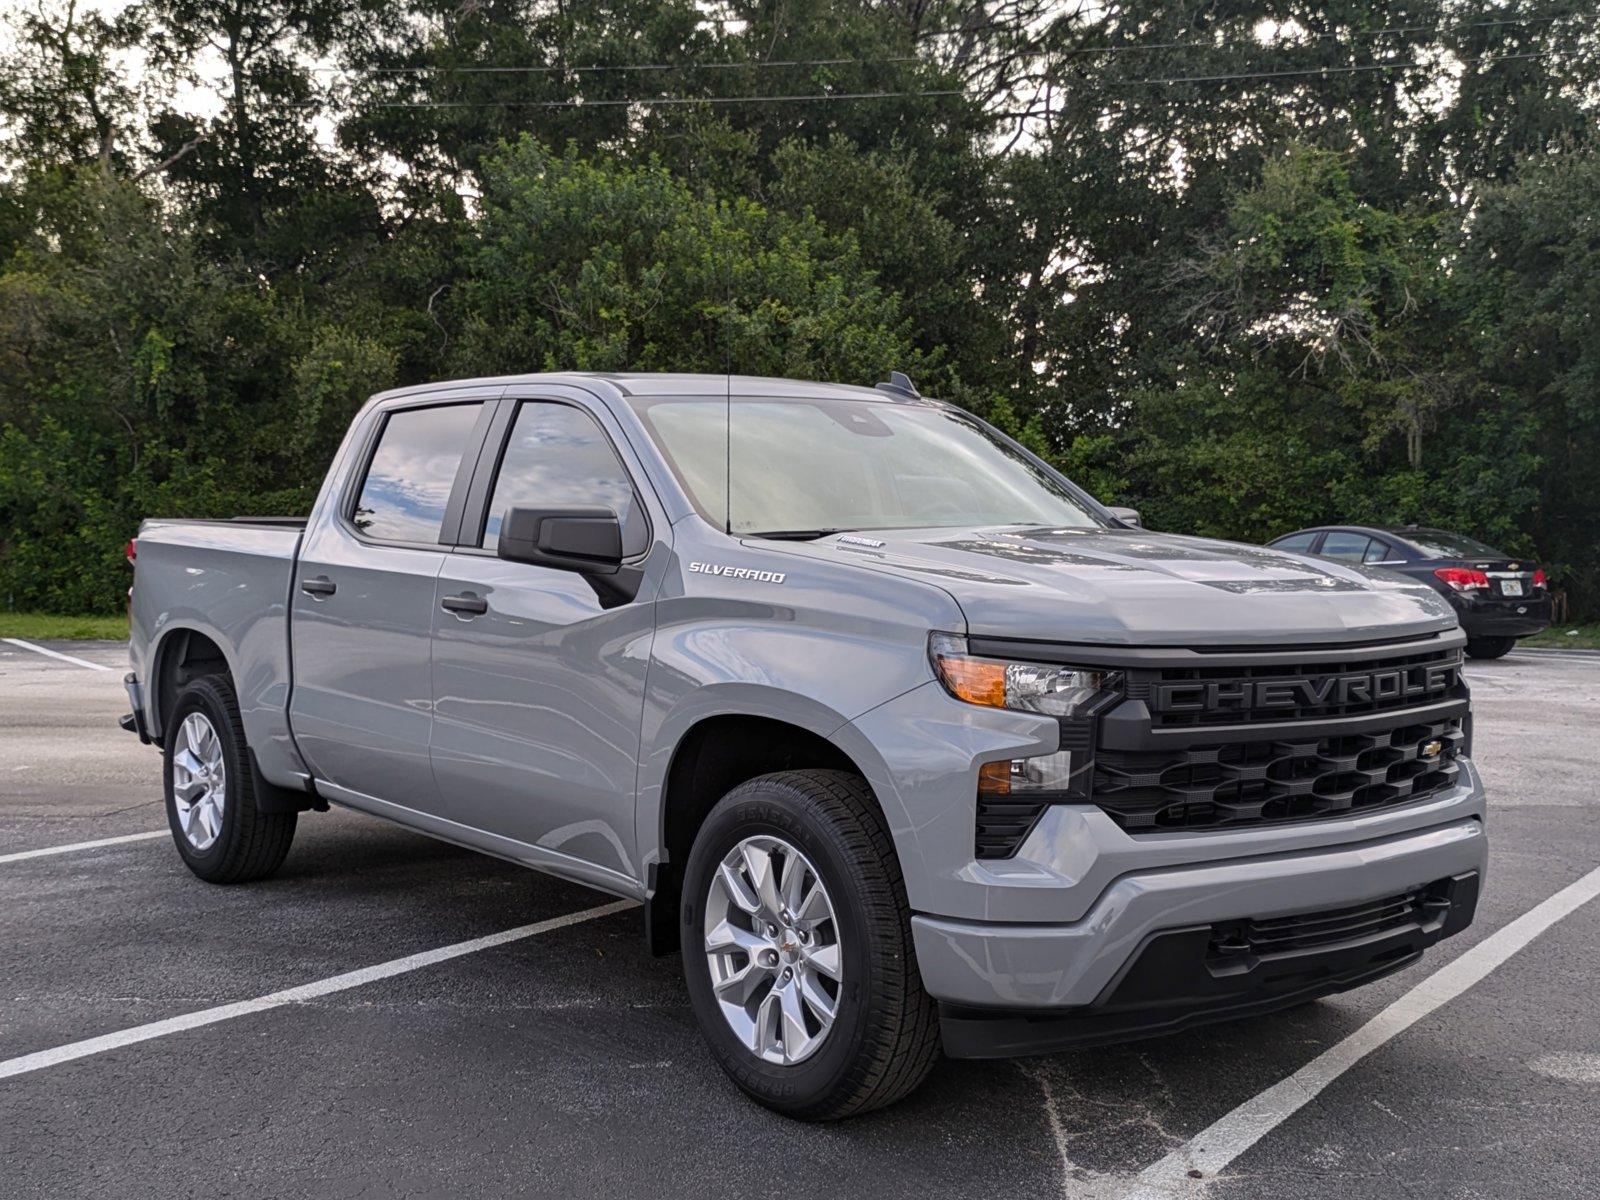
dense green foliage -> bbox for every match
[1,1,1597,615]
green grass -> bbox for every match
[1521,623,1600,650]
[0,612,129,641]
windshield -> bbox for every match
[1402,530,1504,559]
[628,396,1109,535]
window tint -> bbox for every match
[1319,531,1374,563]
[1271,532,1318,553]
[352,403,484,542]
[1363,539,1397,564]
[482,402,643,554]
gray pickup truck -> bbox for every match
[123,372,1485,1118]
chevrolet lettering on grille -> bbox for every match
[1151,662,1459,715]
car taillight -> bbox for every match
[125,538,137,566]
[1533,568,1547,589]
[1434,566,1489,592]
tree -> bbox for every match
[0,0,150,174]
[448,138,917,383]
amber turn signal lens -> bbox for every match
[977,760,1012,795]
[936,657,1007,708]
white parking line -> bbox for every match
[0,898,636,1082]
[0,830,168,865]
[1122,864,1600,1198]
[2,637,115,671]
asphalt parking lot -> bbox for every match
[2,637,1598,1199]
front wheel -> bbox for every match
[163,675,297,883]
[1465,636,1516,660]
[680,770,940,1120]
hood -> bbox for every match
[765,525,1457,647]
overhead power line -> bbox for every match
[277,48,1569,109]
[317,13,1568,77]
[1114,48,1556,87]
[2,13,1575,84]
[334,89,968,109]
[1055,12,1565,57]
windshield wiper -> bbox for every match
[743,528,858,541]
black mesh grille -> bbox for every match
[1092,716,1463,832]
[1209,887,1439,960]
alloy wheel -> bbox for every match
[702,834,843,1065]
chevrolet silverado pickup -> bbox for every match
[122,372,1485,1119]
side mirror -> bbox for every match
[498,506,624,574]
[1108,506,1142,528]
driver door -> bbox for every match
[426,388,668,886]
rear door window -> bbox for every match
[352,403,485,543]
[480,402,646,555]
[1271,532,1319,553]
[1319,531,1374,563]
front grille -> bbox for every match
[1209,886,1443,960]
[1093,716,1463,832]
[1129,644,1463,728]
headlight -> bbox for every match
[930,633,1124,810]
[928,633,1121,718]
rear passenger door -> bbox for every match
[425,387,668,886]
[290,391,499,807]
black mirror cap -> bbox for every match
[498,506,624,573]
[1108,506,1142,528]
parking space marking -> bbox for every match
[0,898,636,1082]
[1,638,115,671]
[0,830,168,865]
[1121,864,1600,1198]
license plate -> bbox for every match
[1502,579,1523,597]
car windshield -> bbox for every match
[1402,530,1504,559]
[627,395,1109,535]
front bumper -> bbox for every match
[913,815,1485,1054]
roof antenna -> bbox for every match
[875,370,920,400]
[722,247,733,536]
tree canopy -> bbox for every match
[1,0,1597,615]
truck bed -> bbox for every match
[128,517,308,786]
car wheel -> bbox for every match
[1465,636,1516,660]
[163,675,297,883]
[680,769,940,1119]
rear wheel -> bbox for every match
[680,770,940,1120]
[163,675,296,883]
[1465,636,1516,660]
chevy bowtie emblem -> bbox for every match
[1420,738,1445,760]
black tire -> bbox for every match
[163,675,296,883]
[680,770,940,1120]
[1465,636,1516,660]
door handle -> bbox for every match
[300,576,337,598]
[440,592,489,616]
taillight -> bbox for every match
[125,538,137,566]
[1533,568,1547,589]
[1434,566,1489,592]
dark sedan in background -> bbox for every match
[1267,525,1551,659]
